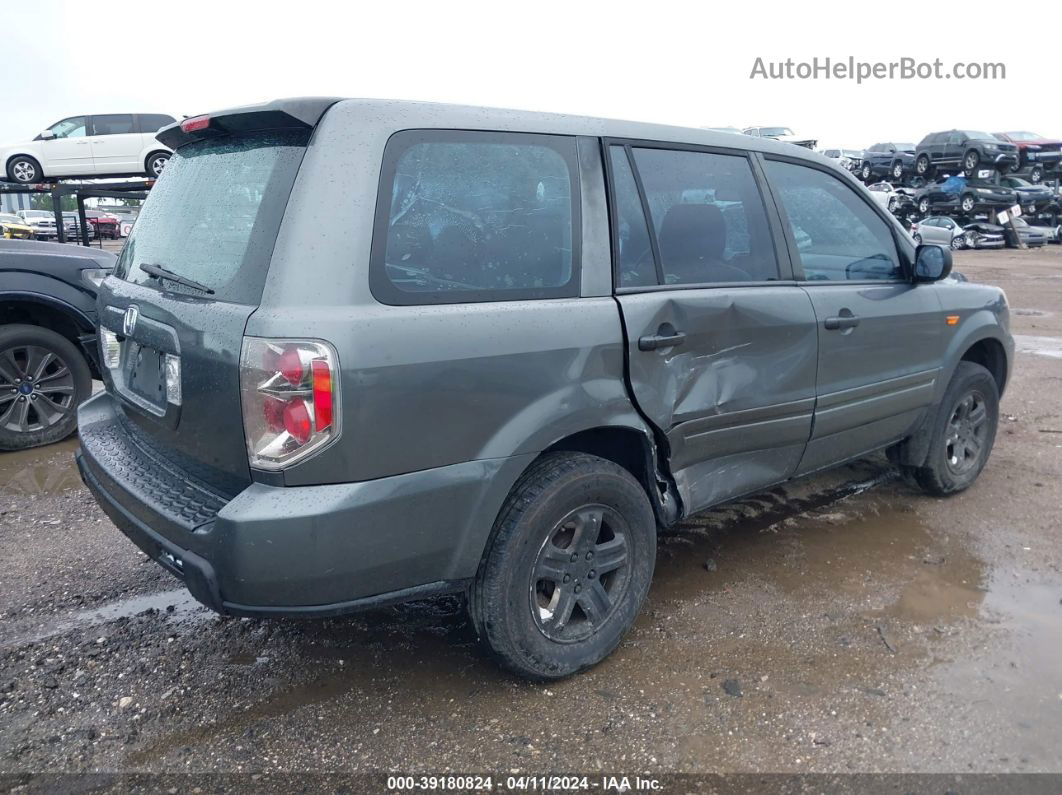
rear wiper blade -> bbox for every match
[139,263,215,295]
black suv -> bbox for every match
[860,142,917,182]
[0,239,113,450]
[914,131,1019,178]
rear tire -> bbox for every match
[861,163,872,182]
[469,452,656,680]
[916,155,931,176]
[146,151,170,178]
[0,324,92,451]
[912,362,999,496]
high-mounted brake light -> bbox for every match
[180,115,210,133]
[240,338,340,470]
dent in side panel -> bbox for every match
[281,297,641,485]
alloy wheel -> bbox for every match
[11,160,36,183]
[530,505,632,643]
[944,390,989,476]
[0,345,76,434]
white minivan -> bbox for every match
[2,113,176,184]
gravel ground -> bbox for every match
[1,246,1061,788]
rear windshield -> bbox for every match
[114,130,309,303]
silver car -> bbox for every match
[911,216,966,249]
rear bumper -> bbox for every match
[76,391,532,617]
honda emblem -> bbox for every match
[123,305,139,336]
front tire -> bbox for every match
[0,324,92,451]
[963,150,980,174]
[7,156,43,184]
[960,194,976,214]
[950,234,965,250]
[861,164,872,182]
[891,161,905,180]
[913,362,999,496]
[1029,166,1043,184]
[469,452,656,680]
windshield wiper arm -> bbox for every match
[139,263,215,295]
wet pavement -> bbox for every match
[1,246,1061,780]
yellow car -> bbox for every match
[0,213,34,239]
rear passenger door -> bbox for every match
[606,141,819,515]
[88,114,142,173]
[760,157,946,475]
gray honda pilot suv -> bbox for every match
[76,98,1013,680]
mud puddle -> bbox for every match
[1014,335,1062,359]
[0,437,81,496]
[2,587,207,650]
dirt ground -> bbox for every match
[1,245,1061,787]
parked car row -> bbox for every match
[911,215,1059,251]
[4,208,123,240]
[854,130,1061,186]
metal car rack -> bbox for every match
[0,178,153,246]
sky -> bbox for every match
[1,1,1056,149]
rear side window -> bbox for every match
[629,147,779,285]
[763,159,901,281]
[371,130,579,305]
[138,114,176,134]
[114,130,309,304]
[92,114,135,136]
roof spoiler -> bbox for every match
[156,97,342,150]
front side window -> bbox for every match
[92,115,136,136]
[48,117,87,139]
[630,147,779,285]
[372,131,579,305]
[763,159,901,282]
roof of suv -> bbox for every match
[157,97,839,168]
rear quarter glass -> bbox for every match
[113,129,310,305]
[368,129,581,305]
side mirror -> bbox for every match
[39,130,55,140]
[914,244,953,282]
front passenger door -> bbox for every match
[38,116,93,175]
[608,143,820,516]
[761,157,947,475]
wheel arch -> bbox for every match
[0,293,99,377]
[5,152,44,179]
[959,337,1008,395]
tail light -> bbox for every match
[239,338,340,470]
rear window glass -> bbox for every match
[114,130,308,304]
[370,130,580,305]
